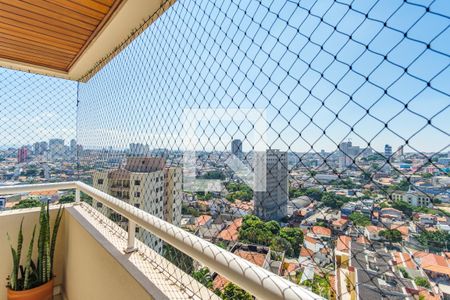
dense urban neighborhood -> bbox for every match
[1,138,449,299]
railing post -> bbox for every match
[125,220,137,253]
[75,188,80,203]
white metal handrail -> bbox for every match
[0,181,323,300]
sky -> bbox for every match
[1,0,449,154]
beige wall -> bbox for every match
[63,210,153,300]
[0,207,153,300]
[0,207,65,300]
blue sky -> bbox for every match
[1,0,449,153]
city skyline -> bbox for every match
[2,137,446,156]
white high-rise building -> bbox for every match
[253,149,288,220]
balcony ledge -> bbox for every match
[0,204,219,300]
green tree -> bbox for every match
[392,200,413,217]
[302,275,330,298]
[225,182,253,202]
[182,204,200,217]
[191,267,212,288]
[59,194,75,204]
[399,267,409,279]
[264,220,281,235]
[349,212,371,227]
[280,227,303,257]
[198,171,225,180]
[163,245,194,274]
[289,187,306,198]
[12,198,42,209]
[270,236,293,257]
[320,192,352,209]
[417,230,450,250]
[220,283,252,300]
[196,191,213,201]
[304,188,323,201]
[80,192,93,206]
[414,277,430,288]
[379,229,402,243]
[314,220,328,227]
[388,180,410,192]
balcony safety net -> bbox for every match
[1,0,449,299]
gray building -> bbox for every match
[254,149,288,220]
[49,138,65,160]
[338,141,353,169]
[231,139,243,159]
[384,144,392,158]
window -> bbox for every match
[134,203,140,208]
[134,191,141,197]
[97,179,104,185]
[96,202,103,208]
[135,227,140,233]
[134,180,141,186]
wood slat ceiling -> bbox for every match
[0,0,123,72]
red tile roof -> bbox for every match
[217,218,243,241]
[304,236,319,245]
[300,247,315,258]
[413,251,449,269]
[393,252,416,270]
[332,218,348,226]
[356,236,370,245]
[336,235,351,253]
[422,264,450,276]
[213,249,267,290]
[365,225,383,233]
[311,226,331,237]
[195,215,212,226]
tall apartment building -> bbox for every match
[49,138,65,160]
[338,141,353,169]
[254,149,288,220]
[17,146,28,163]
[384,144,393,158]
[231,139,243,159]
[164,167,183,226]
[93,157,182,253]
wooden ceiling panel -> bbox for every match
[0,0,123,71]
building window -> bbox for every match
[96,202,103,208]
[135,227,140,233]
[134,180,141,186]
[97,179,104,185]
[134,191,141,197]
[134,203,140,208]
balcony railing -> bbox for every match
[0,182,322,300]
